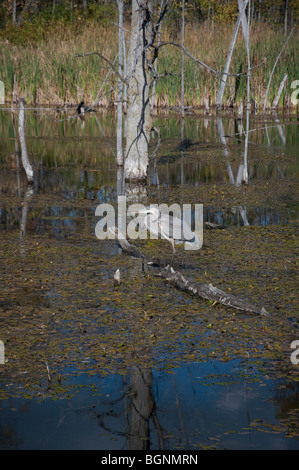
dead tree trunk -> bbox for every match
[181,0,185,118]
[150,1,164,112]
[272,73,288,110]
[284,0,289,36]
[116,0,124,166]
[13,0,17,24]
[18,98,34,185]
[263,25,295,112]
[124,0,154,183]
[238,0,250,184]
[17,0,34,26]
[216,0,249,110]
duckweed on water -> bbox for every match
[0,215,298,401]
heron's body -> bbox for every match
[136,207,200,265]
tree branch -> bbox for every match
[263,24,296,111]
[156,41,267,81]
[75,52,127,85]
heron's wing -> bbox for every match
[162,215,194,242]
[143,213,161,239]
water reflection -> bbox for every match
[0,108,298,450]
[0,361,298,450]
[0,198,294,240]
[0,108,298,234]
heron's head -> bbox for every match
[136,206,160,218]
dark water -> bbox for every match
[1,361,299,450]
[0,108,298,451]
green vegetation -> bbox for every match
[0,1,298,108]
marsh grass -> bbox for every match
[0,20,298,109]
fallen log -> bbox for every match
[110,227,270,316]
[205,222,225,229]
[109,227,146,260]
[156,265,270,317]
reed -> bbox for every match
[0,20,297,110]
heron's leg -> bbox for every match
[170,238,176,267]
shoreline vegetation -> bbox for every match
[0,2,298,110]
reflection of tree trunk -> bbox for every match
[117,166,125,196]
[273,111,286,145]
[264,120,271,146]
[127,366,154,450]
[217,118,235,185]
[171,376,190,449]
[124,0,154,183]
[149,131,160,187]
[239,206,249,226]
[20,186,33,237]
[11,112,21,194]
[18,98,34,184]
[20,186,34,256]
[180,118,184,187]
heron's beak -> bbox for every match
[136,208,149,214]
[127,208,149,217]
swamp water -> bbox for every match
[0,108,298,450]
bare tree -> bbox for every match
[238,0,251,184]
[17,0,34,26]
[13,0,17,24]
[284,0,289,36]
[116,0,124,166]
[272,73,288,110]
[150,0,165,113]
[216,0,249,110]
[181,0,185,118]
[77,0,260,184]
[263,25,296,112]
[124,0,155,183]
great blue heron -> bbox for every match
[135,206,200,266]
